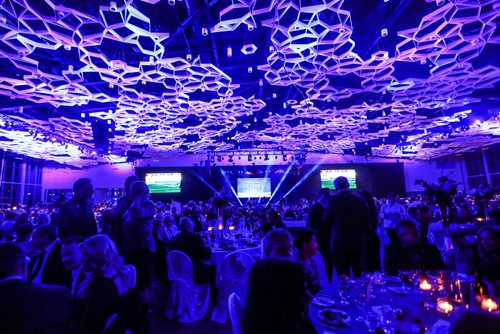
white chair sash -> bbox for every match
[165,251,210,323]
[211,251,255,323]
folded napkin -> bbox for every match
[428,319,451,334]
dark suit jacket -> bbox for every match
[306,202,329,253]
[325,190,371,252]
[57,197,97,240]
[29,242,71,287]
[0,279,70,334]
[167,231,212,283]
[384,242,446,276]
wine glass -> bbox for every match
[338,274,350,305]
[399,270,412,291]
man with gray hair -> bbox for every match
[325,176,371,277]
[168,217,213,284]
[262,228,293,259]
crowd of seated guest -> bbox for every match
[0,174,499,334]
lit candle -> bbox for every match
[218,224,224,230]
[208,226,213,232]
[437,299,454,314]
[419,280,432,291]
[229,226,235,231]
[481,298,499,312]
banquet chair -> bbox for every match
[228,293,243,334]
[211,251,255,323]
[165,250,211,322]
[312,252,330,286]
[124,264,136,289]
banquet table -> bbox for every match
[310,277,445,334]
[211,245,262,280]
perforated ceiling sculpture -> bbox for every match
[0,0,498,167]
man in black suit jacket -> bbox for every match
[28,225,71,286]
[325,176,370,277]
[0,243,70,334]
[56,178,97,240]
[167,217,213,284]
[307,188,332,276]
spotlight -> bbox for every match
[283,154,287,161]
[217,156,222,162]
[168,0,175,5]
[264,154,269,161]
[202,27,209,36]
[381,28,388,37]
[210,156,215,163]
[227,47,232,57]
[109,1,117,11]
[248,67,253,73]
[186,53,192,61]
[228,156,234,163]
[248,154,252,162]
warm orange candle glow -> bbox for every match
[481,298,499,312]
[437,299,454,314]
[419,280,432,291]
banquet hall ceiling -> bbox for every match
[0,0,499,167]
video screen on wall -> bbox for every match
[145,172,182,194]
[320,169,357,189]
[237,178,272,198]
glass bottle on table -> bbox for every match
[471,272,488,308]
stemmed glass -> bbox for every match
[338,274,350,305]
[399,270,412,291]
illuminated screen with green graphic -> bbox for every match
[320,169,357,189]
[145,173,182,193]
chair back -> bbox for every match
[123,264,136,289]
[167,250,194,281]
[312,252,330,286]
[221,251,255,280]
[228,293,243,334]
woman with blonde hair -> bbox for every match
[78,234,130,334]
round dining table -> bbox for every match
[310,277,446,334]
[211,245,261,280]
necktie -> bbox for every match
[28,250,46,282]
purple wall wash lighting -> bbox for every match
[0,0,498,167]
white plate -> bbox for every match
[312,296,336,307]
[388,287,411,295]
[318,308,351,326]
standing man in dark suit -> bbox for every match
[28,224,71,286]
[307,188,332,277]
[107,175,140,251]
[0,243,70,334]
[57,178,97,240]
[325,176,370,277]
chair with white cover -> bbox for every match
[312,252,329,287]
[228,293,244,334]
[123,264,136,289]
[165,251,210,322]
[211,251,255,323]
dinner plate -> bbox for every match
[385,276,402,284]
[318,308,351,326]
[312,296,336,307]
[387,287,411,295]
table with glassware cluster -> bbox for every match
[309,276,446,334]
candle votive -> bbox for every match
[480,298,499,312]
[437,298,454,314]
[419,280,432,291]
